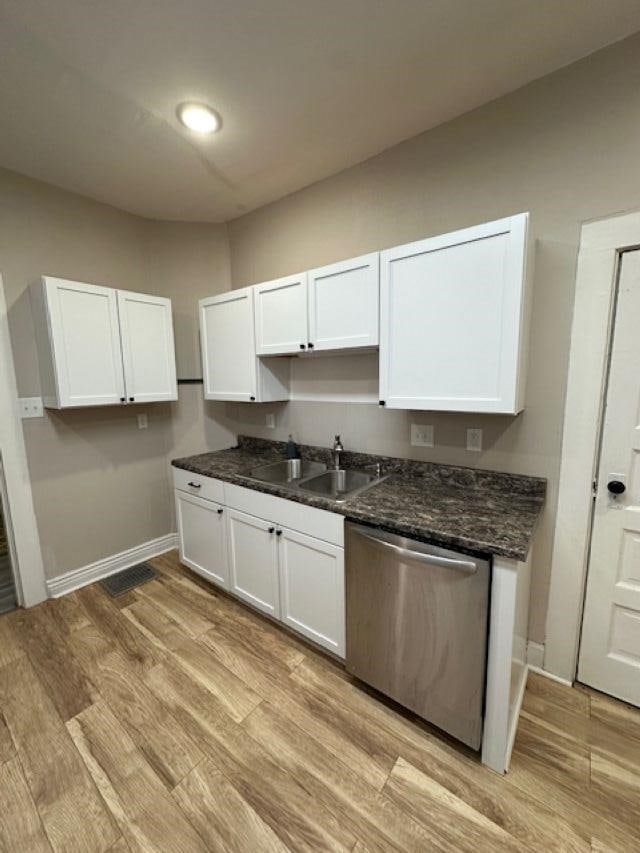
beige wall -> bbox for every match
[226,32,640,644]
[0,168,233,579]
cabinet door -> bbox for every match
[200,289,257,401]
[117,290,177,403]
[308,253,379,351]
[226,508,280,617]
[379,213,528,414]
[44,277,125,407]
[175,491,229,589]
[278,527,345,657]
[254,274,308,355]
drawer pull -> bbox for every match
[188,481,202,489]
[268,526,275,534]
[217,508,223,515]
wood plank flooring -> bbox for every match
[1,550,639,852]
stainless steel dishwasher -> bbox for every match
[345,522,490,749]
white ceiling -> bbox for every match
[1,0,639,222]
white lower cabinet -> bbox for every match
[227,508,280,618]
[173,471,346,657]
[175,491,229,589]
[278,527,345,657]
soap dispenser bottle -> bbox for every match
[285,434,300,460]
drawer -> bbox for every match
[172,467,225,504]
[224,483,344,547]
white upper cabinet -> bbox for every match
[199,288,289,403]
[254,273,309,355]
[308,252,379,351]
[379,213,530,414]
[32,277,177,408]
[117,290,177,403]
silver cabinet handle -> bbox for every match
[357,530,477,574]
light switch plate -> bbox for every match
[19,397,43,418]
[137,413,148,429]
[265,413,276,429]
[467,428,482,452]
[411,424,434,447]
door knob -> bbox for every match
[607,480,626,495]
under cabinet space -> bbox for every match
[31,276,177,408]
[308,252,379,351]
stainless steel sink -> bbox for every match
[298,468,384,502]
[249,458,326,484]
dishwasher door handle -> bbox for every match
[357,530,478,574]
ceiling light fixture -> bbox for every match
[176,102,221,134]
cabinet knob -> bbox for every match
[217,508,223,515]
[120,397,125,403]
[268,526,275,534]
[129,397,134,402]
[249,395,256,401]
[379,400,386,407]
[276,529,283,536]
[299,343,306,350]
[308,342,314,349]
[607,480,626,496]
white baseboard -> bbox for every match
[525,640,573,686]
[527,665,573,687]
[526,641,545,669]
[46,533,178,598]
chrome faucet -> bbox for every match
[332,434,344,470]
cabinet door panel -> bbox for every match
[118,290,177,403]
[175,491,229,589]
[200,289,257,401]
[379,214,528,413]
[254,274,308,355]
[308,253,379,351]
[278,527,345,657]
[227,508,280,617]
[45,277,125,407]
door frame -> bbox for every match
[0,274,47,607]
[545,211,640,683]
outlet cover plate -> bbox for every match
[19,397,43,418]
[265,413,276,429]
[467,428,483,452]
[411,424,434,447]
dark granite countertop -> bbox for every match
[172,436,546,561]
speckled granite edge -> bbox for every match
[172,436,546,561]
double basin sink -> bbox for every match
[247,458,385,502]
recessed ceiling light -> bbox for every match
[176,102,221,134]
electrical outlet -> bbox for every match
[19,397,43,419]
[411,423,434,447]
[137,413,148,430]
[265,413,276,429]
[467,428,482,452]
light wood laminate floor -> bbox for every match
[0,550,639,852]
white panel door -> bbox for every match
[200,288,257,402]
[44,277,125,407]
[579,250,640,707]
[117,290,177,403]
[254,273,308,355]
[308,253,379,351]
[226,508,280,617]
[278,527,345,657]
[379,214,528,413]
[175,491,229,590]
